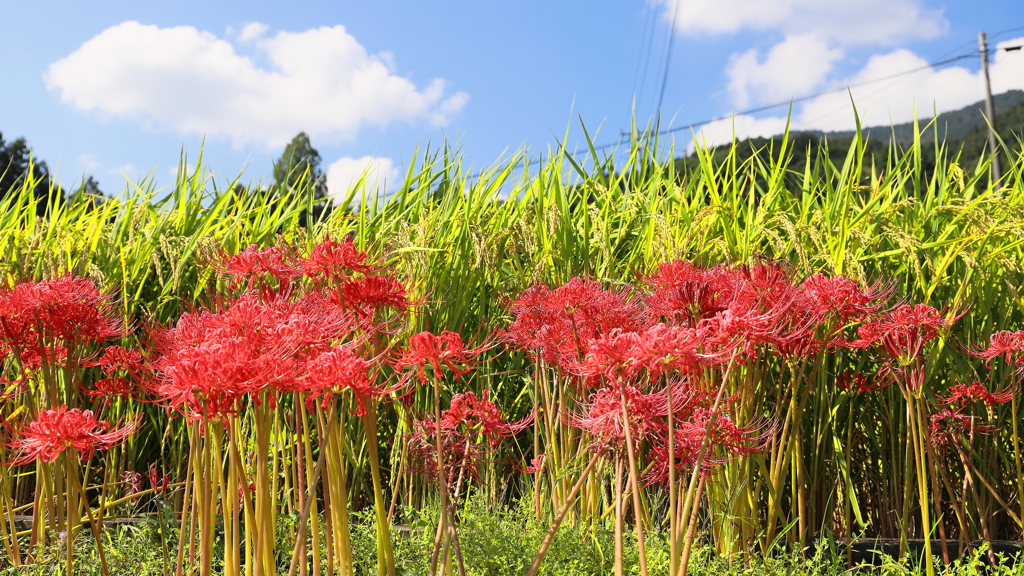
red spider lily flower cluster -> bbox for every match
[153,237,414,421]
[121,470,145,496]
[153,292,355,419]
[939,381,1014,409]
[84,345,149,399]
[510,261,892,377]
[8,406,139,466]
[408,391,527,485]
[303,236,376,282]
[334,275,409,315]
[521,453,546,474]
[219,237,408,320]
[929,408,993,450]
[442,391,531,446]
[219,244,302,291]
[506,261,896,482]
[306,238,410,320]
[644,407,770,486]
[394,330,491,384]
[850,304,960,391]
[851,304,953,359]
[0,275,148,404]
[505,278,649,370]
[121,467,171,496]
[0,276,124,366]
[571,385,663,453]
[971,330,1024,368]
[837,371,884,395]
[301,344,397,416]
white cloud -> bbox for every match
[45,21,469,148]
[109,163,137,176]
[659,0,946,45]
[794,39,1024,132]
[689,37,1024,143]
[726,34,843,108]
[686,115,790,151]
[326,156,399,203]
[238,22,269,42]
[78,154,100,172]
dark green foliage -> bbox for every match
[0,132,61,216]
[824,90,1024,146]
[273,131,333,226]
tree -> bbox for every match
[272,132,333,225]
[0,132,62,215]
[75,175,104,197]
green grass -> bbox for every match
[6,497,1024,575]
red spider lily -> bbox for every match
[799,274,891,326]
[408,390,528,484]
[698,302,788,361]
[0,275,124,350]
[734,260,799,309]
[332,274,410,315]
[643,424,706,486]
[837,371,884,394]
[86,346,149,398]
[570,385,661,454]
[971,330,1024,367]
[149,467,170,493]
[121,470,144,496]
[643,404,768,486]
[442,390,531,446]
[520,453,546,474]
[394,330,491,384]
[407,416,484,483]
[505,278,651,370]
[218,244,302,290]
[300,345,398,416]
[84,378,136,399]
[693,407,773,456]
[938,381,1014,408]
[929,407,993,450]
[152,292,353,419]
[637,323,714,378]
[303,236,377,283]
[18,344,69,370]
[850,304,954,360]
[8,406,139,466]
[643,261,737,325]
[577,324,715,382]
[768,274,886,359]
[576,329,647,381]
[156,330,294,418]
[849,304,960,390]
[90,345,146,376]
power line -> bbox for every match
[630,3,659,111]
[464,41,1019,183]
[655,0,682,114]
[647,52,978,138]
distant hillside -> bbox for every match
[676,90,1024,181]
[820,89,1024,146]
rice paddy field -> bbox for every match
[3,125,1024,575]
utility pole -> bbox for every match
[979,31,1001,186]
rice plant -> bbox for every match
[0,120,1023,575]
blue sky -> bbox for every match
[2,1,1023,199]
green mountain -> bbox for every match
[820,89,1024,146]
